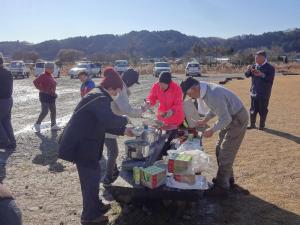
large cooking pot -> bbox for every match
[124,139,150,159]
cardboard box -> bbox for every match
[174,174,196,185]
[168,154,193,174]
[141,166,166,189]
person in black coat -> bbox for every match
[245,50,275,130]
[58,68,133,224]
[0,54,16,150]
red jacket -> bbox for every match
[147,81,184,127]
[33,72,57,96]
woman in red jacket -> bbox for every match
[33,63,60,132]
[146,72,184,157]
[146,72,184,128]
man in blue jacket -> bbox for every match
[245,51,275,130]
[58,68,133,224]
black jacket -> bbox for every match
[245,62,275,99]
[0,67,13,99]
[58,87,128,169]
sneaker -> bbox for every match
[247,125,257,129]
[51,124,61,130]
[33,124,41,133]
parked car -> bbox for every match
[185,62,201,77]
[153,62,171,77]
[35,61,61,78]
[114,60,129,75]
[3,63,10,71]
[10,61,30,79]
[68,62,101,79]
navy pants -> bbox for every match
[0,198,22,225]
[76,163,104,221]
[250,96,270,127]
[0,98,16,149]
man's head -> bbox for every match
[255,50,267,65]
[78,71,89,83]
[122,68,140,88]
[180,77,200,99]
[101,67,123,97]
[45,62,54,74]
[0,53,4,66]
[158,71,172,91]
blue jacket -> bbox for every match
[245,62,275,99]
[58,87,128,169]
[80,79,95,97]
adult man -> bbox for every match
[103,68,144,185]
[58,68,134,224]
[0,53,16,150]
[245,50,275,130]
[181,77,248,196]
[79,71,95,98]
[33,62,60,132]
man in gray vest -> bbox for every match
[181,77,248,196]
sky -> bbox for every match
[1,0,300,43]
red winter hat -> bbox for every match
[101,67,123,90]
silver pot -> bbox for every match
[124,139,150,159]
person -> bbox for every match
[79,71,95,98]
[33,62,60,132]
[245,50,275,130]
[146,71,184,156]
[0,53,16,150]
[0,183,22,225]
[103,68,144,185]
[58,68,134,224]
[181,77,249,196]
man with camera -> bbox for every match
[245,50,275,130]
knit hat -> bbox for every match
[101,67,123,90]
[122,68,140,87]
[180,77,199,99]
[159,71,172,84]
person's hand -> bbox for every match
[253,70,264,77]
[143,99,151,109]
[196,119,208,127]
[124,127,134,137]
[164,110,173,118]
[247,65,252,71]
[203,128,214,138]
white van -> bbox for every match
[35,62,60,78]
[114,60,129,75]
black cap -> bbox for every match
[180,77,199,99]
[159,71,172,84]
[122,68,140,87]
[256,50,267,57]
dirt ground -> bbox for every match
[1,72,299,225]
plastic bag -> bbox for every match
[176,139,203,152]
[182,150,210,173]
[166,175,208,190]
